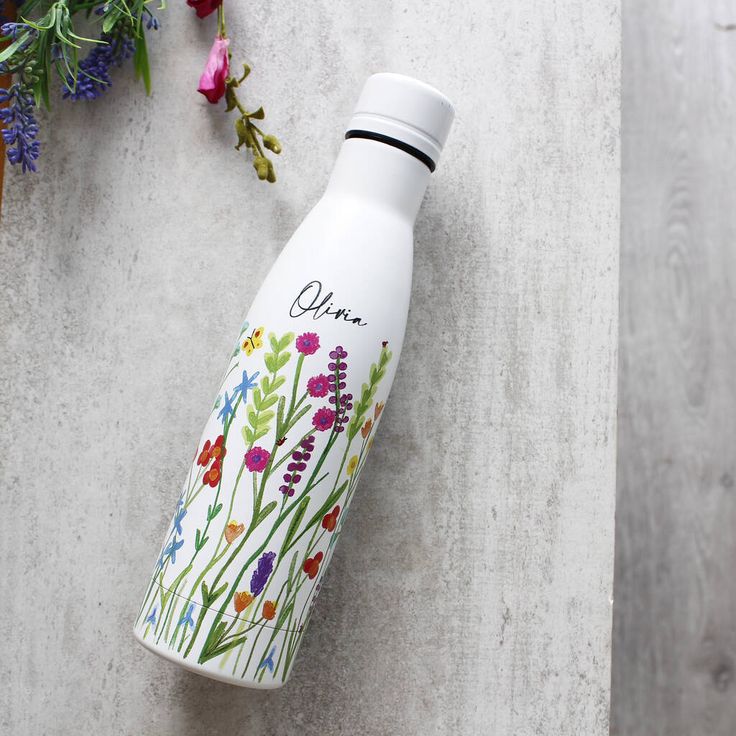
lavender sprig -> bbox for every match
[327,346,353,434]
[0,1,161,173]
[62,32,135,101]
[279,436,315,497]
[0,81,39,172]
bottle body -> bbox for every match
[134,138,424,687]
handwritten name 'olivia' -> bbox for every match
[289,280,367,326]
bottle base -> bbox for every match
[133,627,286,690]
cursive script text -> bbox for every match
[289,280,367,326]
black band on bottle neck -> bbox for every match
[345,129,436,172]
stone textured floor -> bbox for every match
[0,2,619,734]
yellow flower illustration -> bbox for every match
[347,455,359,476]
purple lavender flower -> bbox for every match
[1,22,31,40]
[326,346,352,432]
[63,33,135,101]
[0,83,40,173]
[250,551,276,596]
[279,435,314,496]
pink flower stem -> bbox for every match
[217,2,227,38]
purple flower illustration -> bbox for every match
[327,346,352,433]
[280,435,314,496]
[312,407,336,432]
[245,446,270,472]
[296,332,320,355]
[250,551,276,596]
[307,374,330,398]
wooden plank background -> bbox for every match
[612,1,736,734]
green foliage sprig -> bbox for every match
[226,63,281,183]
[0,0,162,172]
[201,3,280,183]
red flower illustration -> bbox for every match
[234,591,254,613]
[303,551,324,579]
[198,435,225,467]
[296,332,320,356]
[244,446,270,473]
[307,374,330,398]
[312,407,335,432]
[203,458,221,487]
[210,435,226,462]
[321,505,340,532]
[262,600,277,620]
[197,440,212,467]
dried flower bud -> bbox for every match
[253,156,270,180]
[262,135,281,154]
[266,159,276,183]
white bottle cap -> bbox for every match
[346,73,455,172]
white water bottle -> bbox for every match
[134,73,454,688]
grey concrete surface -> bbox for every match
[0,2,619,734]
[612,2,736,734]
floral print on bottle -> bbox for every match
[134,323,391,686]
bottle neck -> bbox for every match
[323,137,432,223]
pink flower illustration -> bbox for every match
[244,446,270,472]
[311,407,335,432]
[197,36,230,104]
[307,374,330,398]
[296,332,320,356]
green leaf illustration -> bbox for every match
[281,496,310,554]
[255,500,278,527]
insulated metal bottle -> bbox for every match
[134,73,454,687]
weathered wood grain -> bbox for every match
[0,2,619,734]
[612,1,736,734]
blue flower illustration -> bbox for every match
[259,645,277,673]
[233,369,260,403]
[217,391,235,424]
[173,505,187,536]
[179,603,195,630]
[145,607,158,626]
[164,536,184,565]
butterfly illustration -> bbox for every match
[242,326,265,355]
